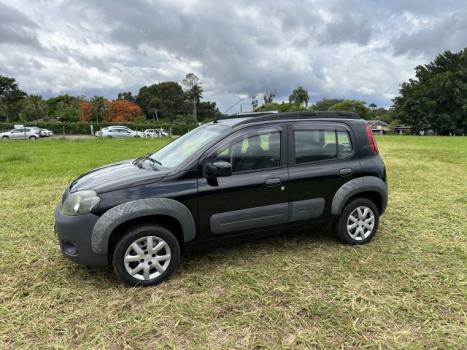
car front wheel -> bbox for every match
[1,136,9,141]
[29,135,38,140]
[334,198,379,245]
[112,224,180,286]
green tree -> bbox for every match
[263,90,275,104]
[393,48,467,134]
[47,94,81,122]
[0,75,26,121]
[90,96,110,124]
[197,101,221,121]
[136,82,186,120]
[251,96,259,110]
[373,107,395,123]
[19,95,48,121]
[312,98,344,111]
[329,99,372,119]
[117,91,135,102]
[289,86,309,107]
[182,73,203,121]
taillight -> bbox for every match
[366,126,379,154]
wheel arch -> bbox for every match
[91,198,196,255]
[108,214,184,258]
[331,176,387,216]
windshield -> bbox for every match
[148,123,230,168]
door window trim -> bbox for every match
[200,123,288,176]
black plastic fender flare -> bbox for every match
[331,176,388,215]
[91,198,196,254]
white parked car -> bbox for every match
[96,126,145,138]
[40,128,54,137]
[1,127,41,140]
[29,127,53,137]
[144,128,169,138]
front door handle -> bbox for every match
[265,178,281,186]
[339,168,353,177]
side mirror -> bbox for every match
[206,161,232,177]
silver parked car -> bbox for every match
[1,127,40,140]
[96,126,145,138]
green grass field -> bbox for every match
[0,136,466,349]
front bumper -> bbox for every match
[54,203,108,267]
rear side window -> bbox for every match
[294,129,352,164]
[336,131,352,158]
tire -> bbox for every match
[334,198,379,245]
[1,136,9,141]
[112,224,180,286]
[29,136,38,140]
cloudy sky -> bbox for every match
[1,0,466,112]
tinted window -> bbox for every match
[215,129,281,173]
[337,131,352,158]
[294,129,352,164]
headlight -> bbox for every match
[61,190,100,216]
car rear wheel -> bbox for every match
[112,224,180,286]
[334,198,379,245]
[29,135,38,140]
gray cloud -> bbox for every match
[392,12,467,56]
[0,2,40,48]
[0,0,466,111]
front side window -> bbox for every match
[149,123,231,168]
[214,129,281,173]
[294,129,352,164]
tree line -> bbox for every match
[0,73,220,124]
[254,91,392,123]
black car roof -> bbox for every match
[215,111,360,128]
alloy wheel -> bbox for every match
[123,236,171,281]
[346,206,375,240]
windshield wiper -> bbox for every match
[148,157,162,166]
[133,153,163,170]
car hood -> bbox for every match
[70,159,171,193]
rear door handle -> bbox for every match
[265,178,281,186]
[339,168,352,177]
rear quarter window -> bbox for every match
[294,128,353,164]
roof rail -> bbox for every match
[234,111,360,125]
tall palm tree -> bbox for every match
[289,86,310,107]
[91,96,109,124]
[182,73,203,121]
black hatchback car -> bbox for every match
[55,112,387,286]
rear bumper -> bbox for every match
[54,203,108,267]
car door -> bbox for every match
[112,128,124,138]
[11,129,25,140]
[287,121,361,224]
[197,124,288,239]
[106,128,116,137]
[121,129,133,138]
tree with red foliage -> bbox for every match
[79,101,92,122]
[108,99,142,122]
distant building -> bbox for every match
[367,120,390,135]
[393,125,412,135]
